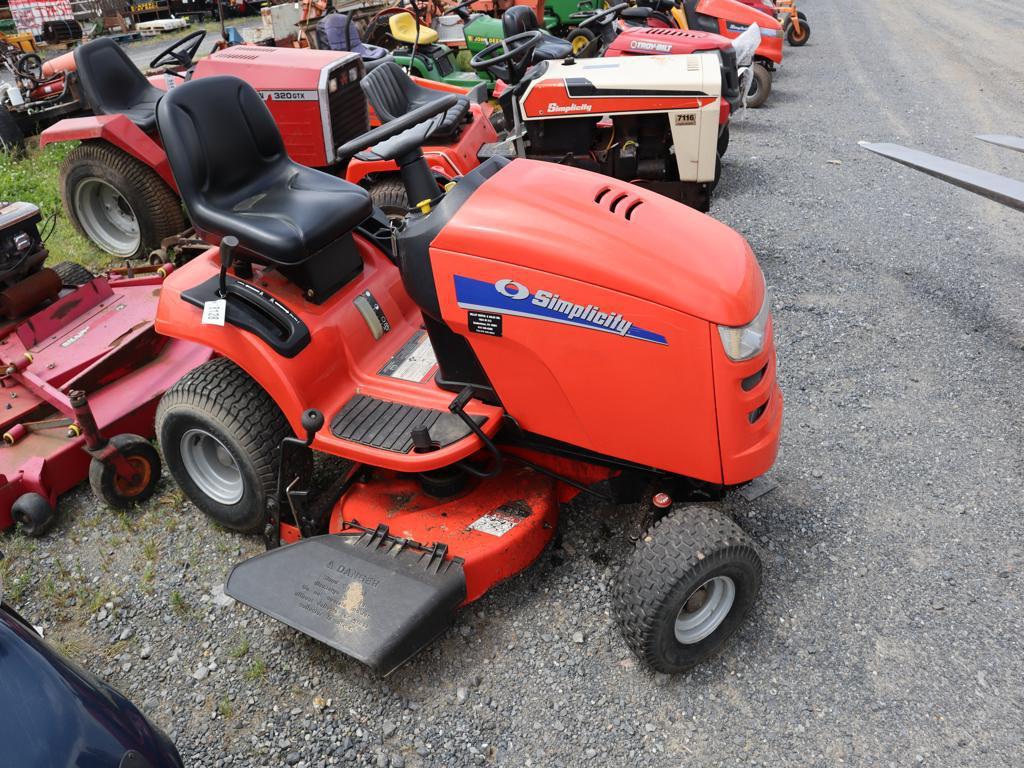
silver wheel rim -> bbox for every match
[73,178,141,255]
[674,575,735,645]
[179,428,243,505]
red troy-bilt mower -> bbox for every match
[0,201,213,536]
[631,0,783,108]
[39,32,496,257]
[151,75,782,675]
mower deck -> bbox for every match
[226,464,558,674]
[0,271,213,530]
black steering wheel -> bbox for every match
[469,29,542,85]
[150,30,207,72]
[577,2,629,29]
[15,52,43,82]
[336,94,458,162]
[447,0,476,22]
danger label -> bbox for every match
[378,331,437,382]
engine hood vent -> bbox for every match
[595,187,645,221]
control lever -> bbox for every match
[218,235,238,298]
[301,408,324,446]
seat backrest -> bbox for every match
[156,76,290,224]
[74,38,159,116]
[502,5,540,37]
[360,61,414,123]
[318,13,361,51]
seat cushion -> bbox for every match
[199,164,372,265]
[533,33,574,62]
[389,14,439,44]
[157,76,373,267]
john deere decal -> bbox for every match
[454,275,668,345]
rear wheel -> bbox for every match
[51,261,95,287]
[786,17,810,46]
[746,63,772,109]
[156,358,292,533]
[60,141,185,259]
[368,178,410,224]
[615,506,762,673]
[0,107,25,155]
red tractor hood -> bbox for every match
[432,159,763,327]
[609,26,732,55]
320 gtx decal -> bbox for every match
[454,275,668,345]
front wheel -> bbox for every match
[60,141,185,259]
[786,18,810,46]
[156,358,292,533]
[615,506,762,673]
[367,178,410,223]
[746,63,772,109]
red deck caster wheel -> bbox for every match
[11,493,56,538]
[89,434,161,509]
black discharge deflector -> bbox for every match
[224,530,466,675]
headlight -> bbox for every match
[718,297,769,361]
[759,26,784,38]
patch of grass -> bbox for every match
[142,538,159,562]
[216,696,235,719]
[169,590,190,616]
[229,638,250,659]
[140,563,156,594]
[244,657,267,681]
[88,589,110,614]
[4,572,31,603]
[0,144,107,272]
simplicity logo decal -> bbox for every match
[454,276,667,345]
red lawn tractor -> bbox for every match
[39,32,496,258]
[0,201,212,536]
[150,75,782,675]
[629,0,784,108]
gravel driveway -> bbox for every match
[5,0,1024,766]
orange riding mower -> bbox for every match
[149,74,783,676]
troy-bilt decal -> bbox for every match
[258,90,319,102]
[629,39,674,53]
[455,276,667,345]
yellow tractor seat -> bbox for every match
[388,14,439,44]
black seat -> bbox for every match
[75,37,164,132]
[502,6,573,63]
[361,61,470,139]
[156,76,372,299]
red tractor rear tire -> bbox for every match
[60,141,185,259]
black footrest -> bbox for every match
[225,532,466,675]
[330,394,482,453]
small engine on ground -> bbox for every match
[0,202,61,318]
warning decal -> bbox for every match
[378,330,437,383]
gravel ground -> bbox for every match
[5,0,1024,766]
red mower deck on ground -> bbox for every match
[0,270,212,531]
